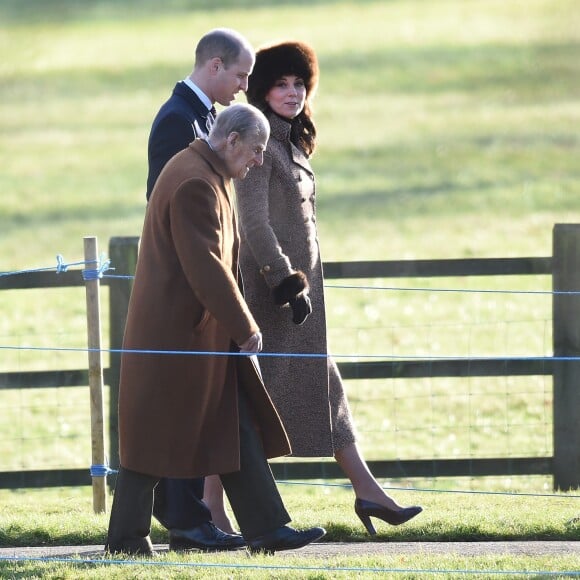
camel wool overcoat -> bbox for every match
[119,139,291,478]
[235,113,356,457]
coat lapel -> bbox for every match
[173,82,212,136]
[290,143,314,176]
[268,113,314,177]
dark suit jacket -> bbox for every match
[146,82,213,200]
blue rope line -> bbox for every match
[82,254,113,281]
[0,255,92,278]
[79,471,580,498]
[89,464,118,478]
[0,555,578,576]
[1,258,577,296]
[94,270,580,296]
[0,254,116,280]
[276,480,580,499]
[0,344,576,362]
[55,255,95,273]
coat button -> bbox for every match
[261,265,271,273]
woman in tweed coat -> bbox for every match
[232,42,422,535]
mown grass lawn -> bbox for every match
[1,0,577,269]
[1,485,579,578]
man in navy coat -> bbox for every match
[145,28,255,551]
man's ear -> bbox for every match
[227,132,240,148]
[209,57,222,74]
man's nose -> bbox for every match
[240,77,249,92]
[254,151,264,166]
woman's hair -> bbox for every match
[246,41,319,157]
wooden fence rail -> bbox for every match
[1,224,579,490]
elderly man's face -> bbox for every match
[224,130,268,179]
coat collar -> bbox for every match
[267,112,313,175]
[268,111,293,143]
[189,139,231,182]
[173,82,211,121]
[189,139,235,211]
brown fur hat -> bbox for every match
[246,41,319,108]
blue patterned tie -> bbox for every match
[206,106,217,133]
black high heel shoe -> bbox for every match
[354,498,423,535]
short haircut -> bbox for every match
[195,28,253,69]
[209,103,269,142]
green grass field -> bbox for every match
[1,0,580,576]
[1,0,578,267]
[1,485,579,578]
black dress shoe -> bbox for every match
[105,536,155,557]
[169,522,245,552]
[247,525,326,554]
[354,498,423,535]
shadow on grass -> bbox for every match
[2,521,578,548]
[321,42,580,98]
[0,0,381,25]
[2,43,579,102]
[307,520,580,543]
[0,202,144,239]
[0,133,563,240]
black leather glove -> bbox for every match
[288,294,312,325]
[273,271,308,305]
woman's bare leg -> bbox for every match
[203,474,238,534]
[334,442,404,509]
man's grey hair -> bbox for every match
[195,28,254,69]
[209,103,269,142]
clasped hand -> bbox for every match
[239,331,263,353]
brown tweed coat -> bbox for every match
[118,139,290,478]
[235,113,356,457]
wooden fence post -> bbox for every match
[552,223,580,490]
[107,236,139,472]
[83,236,107,513]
